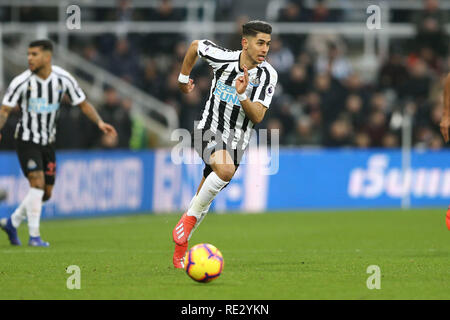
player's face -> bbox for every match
[27,47,51,73]
[243,33,271,64]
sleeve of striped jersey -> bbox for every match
[197,39,237,70]
[252,68,278,108]
[63,73,86,106]
[2,76,26,107]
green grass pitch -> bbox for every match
[0,209,449,300]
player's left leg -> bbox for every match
[26,145,55,247]
[173,149,236,246]
[27,146,56,246]
[172,177,206,268]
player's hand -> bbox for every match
[98,121,117,137]
[235,65,249,94]
[178,79,195,94]
[440,116,450,143]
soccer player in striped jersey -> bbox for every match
[172,20,278,268]
[0,40,117,246]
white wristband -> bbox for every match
[178,73,190,84]
[237,92,248,101]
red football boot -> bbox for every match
[446,206,450,230]
[173,242,188,269]
[172,213,197,245]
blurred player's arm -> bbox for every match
[0,105,13,141]
[177,40,200,94]
[235,66,267,124]
[78,100,117,137]
[441,73,450,143]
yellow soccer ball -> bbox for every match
[184,243,224,283]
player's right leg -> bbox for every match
[0,170,46,246]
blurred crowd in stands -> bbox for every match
[0,0,449,150]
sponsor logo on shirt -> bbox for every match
[213,81,241,106]
[28,98,60,113]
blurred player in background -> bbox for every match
[440,72,450,230]
[172,20,278,268]
[0,40,117,246]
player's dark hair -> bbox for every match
[29,39,53,52]
[242,20,272,37]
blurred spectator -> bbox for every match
[277,1,308,54]
[342,94,366,131]
[149,0,184,21]
[311,0,340,22]
[287,116,322,146]
[400,58,433,105]
[278,0,309,22]
[282,63,311,99]
[313,73,345,124]
[316,42,352,81]
[139,58,165,98]
[267,37,295,76]
[354,132,371,148]
[365,111,388,147]
[412,0,448,58]
[116,0,134,22]
[215,0,238,22]
[96,87,132,149]
[107,37,140,84]
[343,72,371,106]
[227,15,249,50]
[377,51,409,93]
[382,132,399,148]
[75,44,104,82]
[324,117,353,147]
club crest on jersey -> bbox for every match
[249,76,260,87]
[27,159,37,170]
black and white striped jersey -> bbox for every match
[196,39,278,150]
[2,65,86,146]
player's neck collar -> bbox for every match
[238,51,258,72]
[34,66,53,82]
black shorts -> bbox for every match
[192,128,243,179]
[15,140,56,185]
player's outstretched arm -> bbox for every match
[235,65,267,124]
[440,73,450,143]
[178,40,199,94]
[0,105,13,141]
[78,100,118,137]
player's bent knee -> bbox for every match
[27,172,45,189]
[216,165,235,182]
